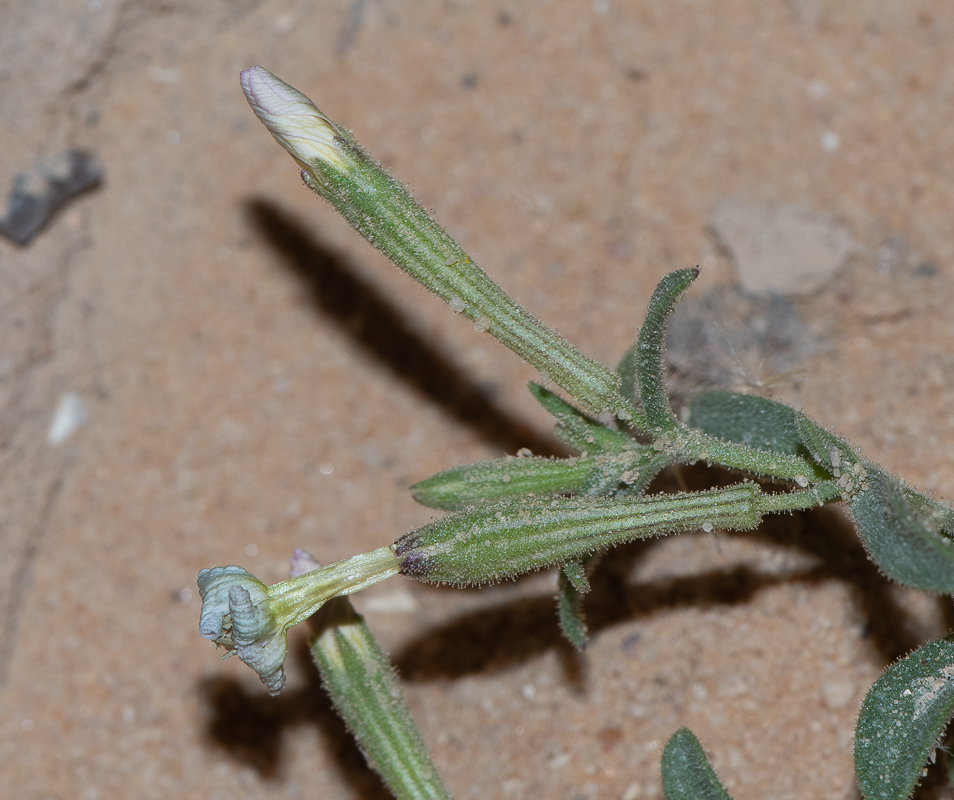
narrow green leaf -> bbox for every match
[903,488,954,539]
[396,483,763,586]
[794,412,856,474]
[560,559,590,593]
[557,561,589,650]
[616,343,638,407]
[636,268,699,433]
[310,597,452,800]
[529,382,631,454]
[855,635,954,800]
[848,464,954,592]
[685,390,806,457]
[661,728,733,800]
[410,455,597,510]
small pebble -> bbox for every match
[47,393,87,445]
[710,194,856,295]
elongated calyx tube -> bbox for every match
[396,484,763,586]
[239,65,627,416]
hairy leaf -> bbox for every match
[685,390,806,457]
[616,343,638,407]
[557,560,589,650]
[794,412,856,474]
[661,728,733,800]
[849,464,954,592]
[560,558,590,594]
[529,382,632,454]
[855,635,954,800]
[636,268,699,433]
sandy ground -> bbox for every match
[3,1,954,798]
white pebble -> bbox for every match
[47,393,87,444]
[359,589,419,614]
[710,195,856,295]
[821,131,840,152]
[807,80,829,100]
[822,679,856,710]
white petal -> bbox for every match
[197,565,266,641]
[240,66,347,170]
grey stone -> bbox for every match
[711,195,857,295]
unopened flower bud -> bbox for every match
[240,65,352,176]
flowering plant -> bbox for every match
[198,66,954,800]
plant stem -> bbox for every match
[310,597,453,800]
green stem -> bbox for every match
[663,425,833,485]
[310,597,453,800]
[756,480,843,512]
